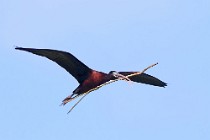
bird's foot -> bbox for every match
[60,95,74,106]
[60,93,81,106]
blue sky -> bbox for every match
[1,0,210,140]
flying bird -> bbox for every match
[16,47,167,111]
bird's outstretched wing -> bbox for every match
[15,47,92,84]
[119,72,167,87]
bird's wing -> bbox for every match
[15,47,92,84]
[119,72,167,87]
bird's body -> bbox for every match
[73,70,108,95]
[15,47,167,108]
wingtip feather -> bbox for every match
[15,46,23,50]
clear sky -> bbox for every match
[1,0,210,140]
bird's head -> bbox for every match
[108,71,119,77]
[108,71,131,81]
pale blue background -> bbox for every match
[1,0,210,140]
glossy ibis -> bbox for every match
[15,47,167,113]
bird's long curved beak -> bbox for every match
[113,72,131,82]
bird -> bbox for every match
[15,47,167,110]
